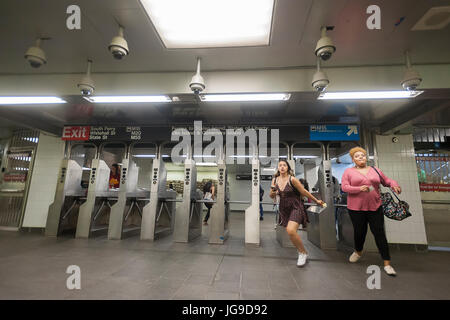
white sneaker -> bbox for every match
[349,252,362,263]
[384,265,397,276]
[297,252,308,267]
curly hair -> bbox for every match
[349,147,367,159]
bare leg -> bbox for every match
[286,221,307,254]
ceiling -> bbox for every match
[1,0,450,75]
[0,89,448,136]
[0,0,449,136]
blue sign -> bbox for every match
[310,125,360,141]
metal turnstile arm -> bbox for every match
[61,198,79,220]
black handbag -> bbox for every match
[372,167,412,221]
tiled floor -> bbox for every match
[0,212,449,300]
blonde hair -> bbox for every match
[349,147,367,159]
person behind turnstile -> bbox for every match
[202,180,215,225]
[341,147,402,277]
[109,163,120,189]
[299,178,310,203]
[269,159,325,267]
[259,185,264,221]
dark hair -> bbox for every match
[274,159,294,178]
[111,163,119,174]
[203,180,213,193]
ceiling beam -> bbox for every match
[379,99,450,134]
[0,64,449,96]
[0,110,61,135]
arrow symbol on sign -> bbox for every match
[347,125,358,136]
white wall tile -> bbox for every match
[375,134,427,245]
[22,133,65,228]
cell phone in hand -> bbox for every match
[368,185,375,192]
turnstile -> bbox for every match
[75,159,114,238]
[306,160,336,249]
[108,158,150,239]
[141,158,176,241]
[244,158,261,246]
[173,159,203,243]
[45,159,86,237]
[208,160,230,244]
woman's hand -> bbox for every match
[316,200,325,207]
[360,185,370,192]
[269,186,277,199]
[392,186,401,194]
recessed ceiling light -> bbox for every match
[0,97,66,104]
[139,0,274,48]
[84,96,172,103]
[201,93,290,102]
[318,91,423,100]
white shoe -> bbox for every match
[349,252,362,263]
[384,265,397,276]
[297,252,308,267]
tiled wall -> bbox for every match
[22,133,65,228]
[375,134,428,245]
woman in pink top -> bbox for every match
[341,147,401,276]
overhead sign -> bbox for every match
[62,126,142,142]
[62,126,91,141]
[309,125,360,141]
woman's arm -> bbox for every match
[211,185,215,199]
[341,170,364,194]
[374,167,401,194]
[291,177,324,205]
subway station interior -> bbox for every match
[0,0,449,301]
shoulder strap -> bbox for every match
[371,166,383,183]
[371,166,401,201]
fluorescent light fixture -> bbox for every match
[196,162,217,166]
[318,91,423,100]
[139,0,274,48]
[0,97,66,104]
[294,156,319,159]
[228,155,268,158]
[84,96,171,103]
[133,155,156,158]
[201,93,290,102]
[23,137,39,143]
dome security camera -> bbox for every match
[401,51,422,91]
[312,71,329,92]
[189,58,205,94]
[311,59,329,92]
[108,26,129,60]
[401,69,422,91]
[315,26,336,61]
[77,60,95,96]
[24,38,47,68]
[78,79,95,96]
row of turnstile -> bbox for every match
[45,149,340,249]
